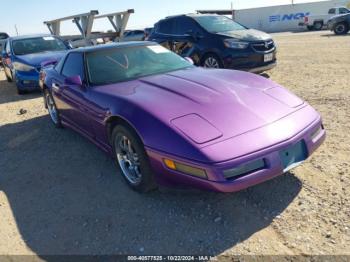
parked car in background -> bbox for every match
[149,14,277,73]
[328,12,350,34]
[40,42,325,193]
[0,32,10,63]
[299,6,350,30]
[121,30,145,42]
[144,27,154,40]
[1,34,69,94]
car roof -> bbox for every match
[9,34,55,41]
[68,41,156,53]
[164,13,219,20]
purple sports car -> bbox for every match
[40,42,325,193]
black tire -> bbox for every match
[334,22,349,35]
[307,25,314,31]
[44,89,63,128]
[201,53,224,69]
[112,125,157,193]
[16,84,25,95]
[313,21,323,31]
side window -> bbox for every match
[339,8,349,14]
[175,17,200,35]
[157,19,175,34]
[328,8,336,14]
[62,53,85,81]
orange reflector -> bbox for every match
[164,159,176,170]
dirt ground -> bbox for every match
[0,31,349,259]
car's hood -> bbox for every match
[217,29,272,41]
[97,68,304,145]
[16,50,67,67]
[330,13,350,21]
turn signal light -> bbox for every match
[163,159,207,179]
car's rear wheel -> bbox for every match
[334,22,349,35]
[112,125,157,193]
[313,21,323,31]
[44,89,62,128]
[201,53,223,69]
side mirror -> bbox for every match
[184,57,194,65]
[65,75,83,86]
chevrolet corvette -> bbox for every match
[40,42,325,193]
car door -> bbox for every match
[172,17,203,64]
[51,52,94,137]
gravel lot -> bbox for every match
[0,31,349,259]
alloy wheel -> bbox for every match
[116,135,142,185]
[204,57,220,68]
[46,92,59,124]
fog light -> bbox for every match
[163,159,207,179]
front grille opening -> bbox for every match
[224,159,266,180]
[252,41,275,52]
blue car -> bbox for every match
[1,34,69,94]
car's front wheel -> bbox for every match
[112,125,157,193]
[201,53,223,69]
[334,22,349,35]
[44,89,62,128]
[313,21,323,30]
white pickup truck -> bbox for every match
[299,6,350,30]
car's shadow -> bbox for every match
[320,33,350,37]
[0,115,302,257]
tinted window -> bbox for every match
[339,8,349,14]
[175,17,199,35]
[328,8,336,14]
[62,53,85,81]
[86,45,193,85]
[12,36,67,55]
[193,15,246,33]
[157,19,176,34]
[0,33,9,40]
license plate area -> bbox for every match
[264,53,274,62]
[279,141,308,172]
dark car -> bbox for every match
[328,13,350,35]
[1,34,69,94]
[148,14,277,73]
[121,30,145,42]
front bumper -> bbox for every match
[222,48,277,73]
[15,70,40,91]
[146,114,325,193]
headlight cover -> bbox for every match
[13,62,35,72]
[224,39,249,49]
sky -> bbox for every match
[1,0,332,36]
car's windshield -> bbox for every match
[86,45,193,85]
[12,36,67,55]
[193,15,246,33]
